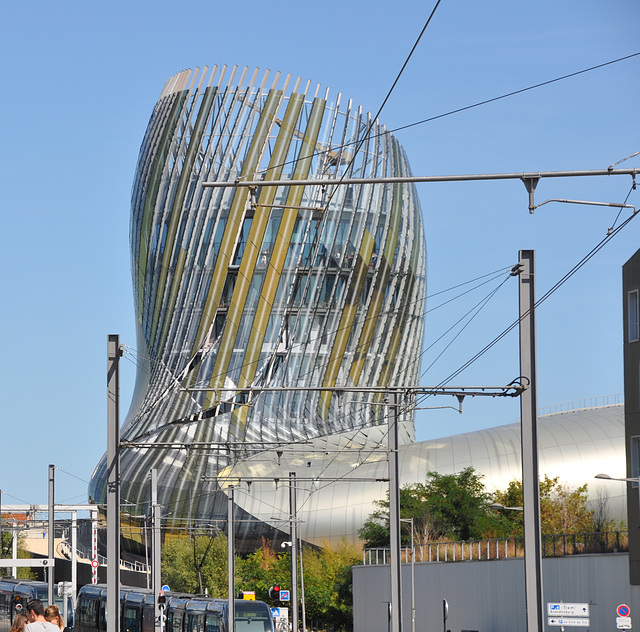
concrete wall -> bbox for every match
[353,554,639,632]
[623,249,640,584]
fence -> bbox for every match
[362,530,628,565]
[58,539,149,573]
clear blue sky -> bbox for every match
[0,0,638,507]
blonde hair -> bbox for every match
[44,606,64,631]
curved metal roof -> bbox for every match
[228,403,626,546]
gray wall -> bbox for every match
[623,249,640,584]
[353,554,638,632]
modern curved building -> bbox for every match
[218,401,626,546]
[89,66,625,553]
[89,66,427,548]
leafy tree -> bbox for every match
[359,467,502,546]
[492,475,598,535]
[235,540,289,602]
[161,531,228,596]
[235,539,360,631]
[1,530,36,579]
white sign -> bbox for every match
[272,606,288,632]
[617,617,632,629]
[548,603,590,617]
[91,559,99,569]
[548,617,590,627]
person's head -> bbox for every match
[26,599,45,622]
[9,614,28,632]
[44,605,63,630]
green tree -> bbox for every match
[235,541,289,603]
[359,467,502,546]
[161,531,228,596]
[235,540,360,631]
[492,475,598,535]
[1,530,36,579]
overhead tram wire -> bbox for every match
[237,52,640,181]
[118,264,511,400]
[399,269,513,392]
[419,272,513,378]
[425,267,512,315]
[238,0,444,201]
[122,262,521,443]
[389,52,640,137]
[414,192,639,412]
[426,265,513,302]
[607,177,637,234]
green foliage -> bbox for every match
[492,475,597,535]
[359,467,503,546]
[294,541,360,630]
[1,531,36,580]
[161,532,228,596]
[235,542,289,603]
[235,540,360,631]
[360,468,619,548]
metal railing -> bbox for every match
[362,530,628,565]
[58,539,149,573]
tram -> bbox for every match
[0,579,74,632]
[76,585,273,632]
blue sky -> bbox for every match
[0,0,638,507]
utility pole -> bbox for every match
[48,464,55,605]
[228,486,235,632]
[71,511,77,614]
[107,334,121,632]
[517,251,544,632]
[151,469,163,632]
[388,392,402,632]
[290,473,299,632]
[12,520,17,578]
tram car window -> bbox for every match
[234,602,273,632]
[76,587,274,632]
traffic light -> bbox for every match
[268,585,280,601]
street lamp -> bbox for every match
[399,519,415,632]
[594,472,640,510]
[490,503,524,512]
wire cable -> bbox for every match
[422,189,638,396]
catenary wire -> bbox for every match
[416,192,638,411]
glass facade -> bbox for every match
[89,66,427,548]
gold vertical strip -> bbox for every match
[318,230,374,415]
[375,194,421,401]
[350,182,403,385]
[230,97,326,435]
[137,92,188,319]
[151,87,218,348]
[190,88,283,358]
[208,92,305,393]
[149,88,218,350]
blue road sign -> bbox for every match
[280,589,290,601]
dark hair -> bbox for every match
[27,599,45,616]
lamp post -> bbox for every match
[490,503,524,512]
[594,473,640,513]
[399,519,415,632]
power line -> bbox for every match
[240,52,640,180]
